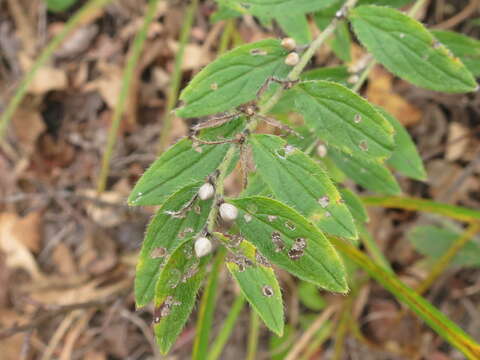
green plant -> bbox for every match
[128,0,480,357]
[2,0,479,358]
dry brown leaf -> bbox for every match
[55,24,100,59]
[84,63,124,109]
[52,243,77,276]
[20,53,68,95]
[445,122,470,161]
[0,309,27,360]
[80,189,125,227]
[366,67,422,127]
[0,212,43,280]
[11,108,46,155]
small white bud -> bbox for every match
[281,37,297,51]
[198,183,215,200]
[284,52,300,66]
[219,203,238,222]
[317,144,327,158]
[195,237,212,258]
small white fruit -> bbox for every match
[198,183,215,200]
[284,52,300,66]
[195,237,212,257]
[219,203,238,222]
[281,37,296,51]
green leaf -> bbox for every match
[330,23,351,62]
[128,139,228,206]
[250,134,357,240]
[153,240,209,355]
[176,39,290,118]
[46,0,77,12]
[128,119,243,206]
[293,80,395,162]
[329,148,401,195]
[276,13,312,44]
[135,184,212,307]
[349,5,477,93]
[358,0,414,6]
[229,196,348,292]
[298,281,326,311]
[224,0,338,18]
[241,172,273,197]
[379,108,427,181]
[302,66,350,85]
[217,233,284,335]
[339,188,369,224]
[431,30,480,77]
[409,226,480,267]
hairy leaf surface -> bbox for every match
[329,148,401,195]
[349,6,477,93]
[380,108,427,181]
[154,240,209,354]
[293,80,395,162]
[230,196,348,292]
[431,30,480,77]
[135,184,212,307]
[217,233,284,335]
[128,119,243,206]
[250,134,357,239]
[176,39,291,118]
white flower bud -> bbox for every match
[285,52,300,66]
[219,203,238,222]
[198,183,215,200]
[195,237,212,258]
[281,37,297,51]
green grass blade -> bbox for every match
[0,0,113,141]
[330,236,480,359]
[192,247,226,360]
[362,196,480,222]
[97,0,162,192]
[246,310,260,360]
[207,295,246,360]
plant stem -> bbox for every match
[0,0,113,141]
[333,296,354,360]
[261,0,359,115]
[359,224,393,273]
[157,0,199,154]
[207,295,246,360]
[97,0,161,193]
[246,310,260,360]
[192,247,226,359]
[416,222,480,295]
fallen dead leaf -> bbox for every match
[0,212,44,280]
[11,108,46,155]
[445,122,470,161]
[52,243,77,276]
[80,189,125,228]
[366,67,422,127]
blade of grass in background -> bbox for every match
[97,0,162,193]
[362,196,480,223]
[207,295,246,360]
[246,310,260,360]
[0,0,113,141]
[192,247,226,360]
[416,222,480,294]
[330,236,480,360]
[157,0,199,154]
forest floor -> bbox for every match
[0,0,479,359]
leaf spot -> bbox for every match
[271,231,285,252]
[150,247,168,259]
[250,48,268,56]
[359,140,369,151]
[262,285,274,297]
[318,196,330,208]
